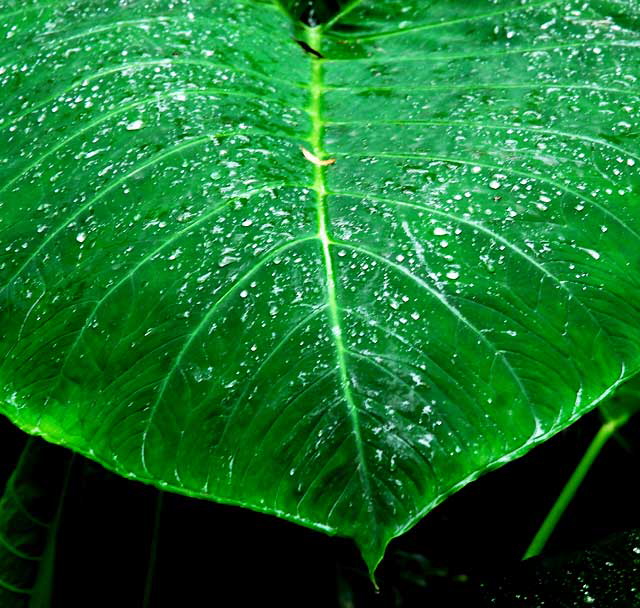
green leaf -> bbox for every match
[1,0,639,573]
[0,439,72,606]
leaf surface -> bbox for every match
[1,0,639,571]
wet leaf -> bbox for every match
[1,0,639,572]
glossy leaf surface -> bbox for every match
[1,0,639,571]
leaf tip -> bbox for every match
[357,532,391,590]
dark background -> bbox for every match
[1,407,639,607]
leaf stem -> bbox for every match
[142,491,164,608]
[523,414,629,560]
[30,451,75,607]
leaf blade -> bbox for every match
[1,0,640,572]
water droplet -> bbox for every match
[418,434,434,447]
[218,256,239,267]
[126,119,144,131]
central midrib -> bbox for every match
[304,27,376,524]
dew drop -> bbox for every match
[126,119,144,131]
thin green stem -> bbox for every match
[523,415,629,560]
[30,449,75,607]
[142,491,164,608]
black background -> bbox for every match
[1,407,639,607]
